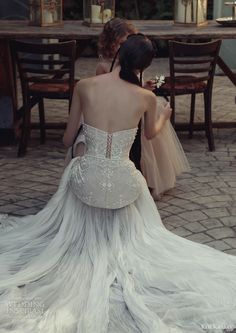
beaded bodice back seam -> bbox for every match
[69,123,142,209]
[82,123,138,160]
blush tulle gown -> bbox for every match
[141,97,190,198]
[0,123,236,333]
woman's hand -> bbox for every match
[143,80,156,91]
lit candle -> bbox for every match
[43,9,53,24]
[91,5,102,23]
[102,9,112,23]
[52,9,58,22]
[177,0,192,23]
[198,1,203,23]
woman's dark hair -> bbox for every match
[118,34,156,87]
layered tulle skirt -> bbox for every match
[0,161,236,333]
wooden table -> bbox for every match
[0,20,235,143]
[1,19,236,40]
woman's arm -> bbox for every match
[63,82,82,147]
[144,93,172,140]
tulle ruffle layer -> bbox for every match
[141,97,190,198]
[0,163,236,333]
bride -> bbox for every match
[0,35,236,333]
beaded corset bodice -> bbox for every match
[83,123,136,160]
[69,123,143,209]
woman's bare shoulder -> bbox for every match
[138,87,157,108]
[135,84,156,98]
[73,78,94,97]
[76,76,97,87]
[75,75,105,96]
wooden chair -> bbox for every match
[11,40,76,157]
[157,40,222,151]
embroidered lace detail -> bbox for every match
[81,123,137,160]
[69,123,143,209]
[106,133,113,159]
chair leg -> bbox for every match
[38,98,46,144]
[18,104,31,157]
[69,95,72,113]
[204,91,215,152]
[189,93,196,139]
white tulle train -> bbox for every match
[0,160,236,333]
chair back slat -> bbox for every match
[12,40,75,56]
[169,40,222,88]
[170,41,221,57]
[20,58,71,66]
[174,76,210,83]
[11,40,76,95]
[25,77,69,84]
[21,67,69,75]
[174,67,212,74]
[174,58,213,65]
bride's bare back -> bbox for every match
[63,66,168,148]
[63,33,172,149]
[81,68,151,132]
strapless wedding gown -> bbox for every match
[65,98,190,198]
[0,124,236,333]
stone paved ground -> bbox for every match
[0,58,236,257]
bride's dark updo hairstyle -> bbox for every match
[118,34,155,87]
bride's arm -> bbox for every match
[144,93,171,140]
[63,82,82,147]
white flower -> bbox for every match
[155,75,165,88]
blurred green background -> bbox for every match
[64,0,213,20]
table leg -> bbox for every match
[217,56,236,86]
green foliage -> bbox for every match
[115,0,173,20]
[63,0,213,21]
[63,0,174,20]
[64,0,83,20]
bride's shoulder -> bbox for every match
[72,79,92,100]
[73,79,86,93]
[140,88,157,107]
[75,75,105,97]
[138,85,155,98]
[76,76,97,89]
